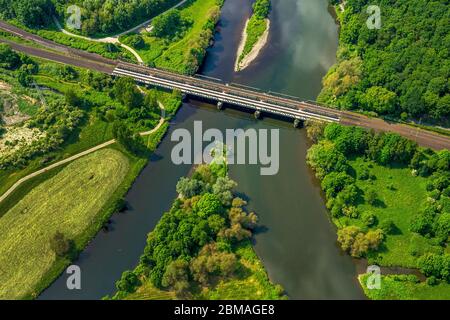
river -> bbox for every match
[40,0,365,299]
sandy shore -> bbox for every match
[235,18,270,72]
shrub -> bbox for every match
[361,211,377,227]
[365,189,378,205]
[115,271,140,293]
[195,193,223,218]
[380,219,396,235]
[49,232,74,258]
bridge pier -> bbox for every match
[217,101,224,110]
[293,119,304,128]
[254,110,261,119]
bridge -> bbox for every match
[1,19,449,150]
[113,62,341,125]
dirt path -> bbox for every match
[0,98,166,206]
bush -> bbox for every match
[121,34,145,49]
[337,226,382,258]
[0,44,21,69]
[195,193,223,218]
[365,189,378,205]
[380,219,396,235]
[116,270,140,293]
[49,232,74,258]
[362,211,377,227]
[426,276,438,286]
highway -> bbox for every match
[1,20,449,150]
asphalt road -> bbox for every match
[1,20,449,150]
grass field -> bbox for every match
[0,149,129,299]
[359,274,450,300]
[334,158,443,268]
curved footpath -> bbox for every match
[0,98,166,206]
[52,0,190,64]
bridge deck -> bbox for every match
[113,62,341,123]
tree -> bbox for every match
[212,176,237,206]
[115,270,139,293]
[410,212,434,236]
[435,213,450,242]
[252,0,271,19]
[207,214,225,234]
[337,225,361,253]
[362,86,397,114]
[152,9,189,39]
[365,189,378,205]
[220,223,252,242]
[228,206,258,230]
[17,69,32,87]
[49,231,74,258]
[351,233,369,258]
[192,164,216,185]
[321,172,354,198]
[122,34,145,49]
[144,89,159,113]
[176,177,205,199]
[13,0,54,27]
[161,259,190,297]
[361,211,377,227]
[417,253,450,282]
[380,219,396,235]
[337,226,383,258]
[316,0,449,122]
[305,121,326,143]
[113,77,143,109]
[65,89,82,107]
[365,229,384,249]
[306,141,349,179]
[190,243,238,285]
[195,193,223,218]
[0,44,21,69]
[112,121,144,154]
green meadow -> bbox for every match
[0,149,129,299]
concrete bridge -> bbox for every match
[112,62,342,126]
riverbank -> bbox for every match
[235,18,270,71]
[306,122,450,299]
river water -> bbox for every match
[40,0,364,299]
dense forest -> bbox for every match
[321,0,449,124]
[0,0,182,36]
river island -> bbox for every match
[235,0,271,71]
